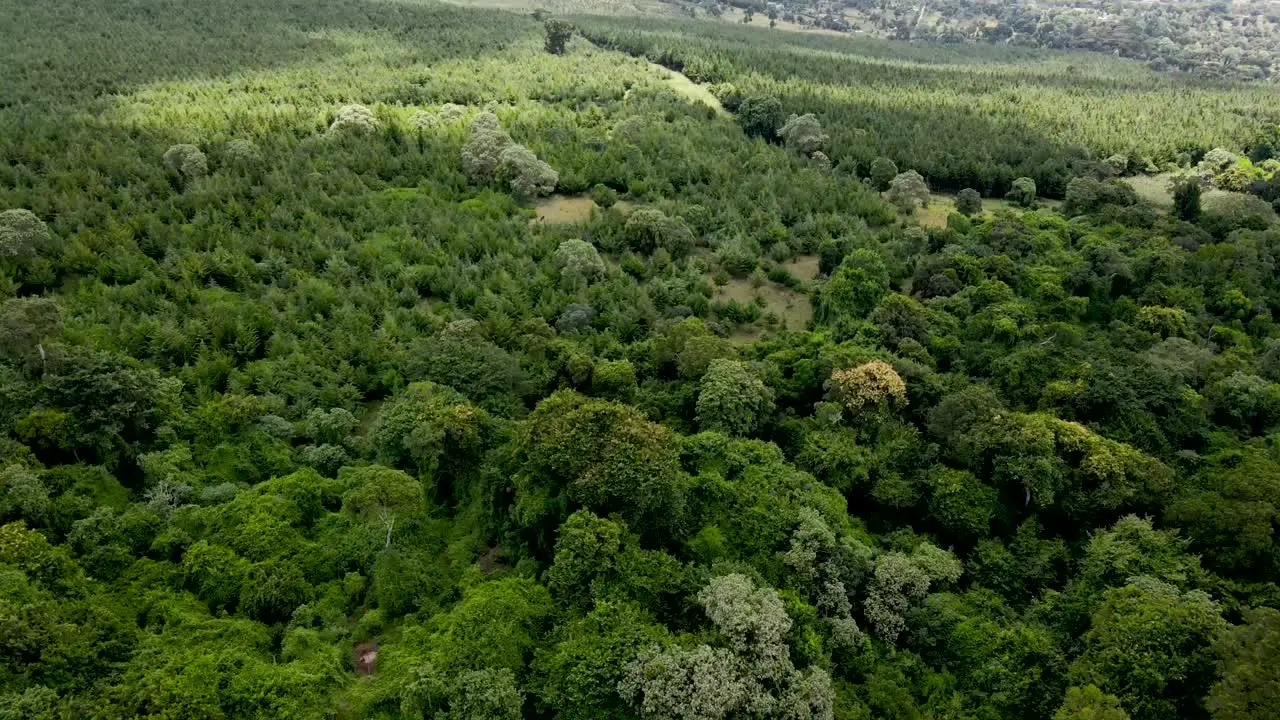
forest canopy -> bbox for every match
[2,0,1280,719]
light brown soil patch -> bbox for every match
[534,194,596,223]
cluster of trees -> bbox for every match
[852,0,1280,82]
[3,0,1280,719]
[714,0,1280,82]
[574,16,1280,197]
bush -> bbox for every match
[589,183,619,208]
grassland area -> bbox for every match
[4,1,1280,720]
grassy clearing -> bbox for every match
[643,61,728,116]
[1123,172,1178,208]
[781,254,821,282]
[534,194,597,223]
[714,276,813,335]
[913,192,1056,228]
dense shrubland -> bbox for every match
[2,1,1280,719]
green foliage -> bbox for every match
[624,208,695,258]
[695,359,774,435]
[545,19,574,55]
[1006,177,1038,208]
[1070,578,1228,720]
[510,392,687,542]
[1208,607,1280,720]
[1055,685,1131,720]
[869,158,899,192]
[955,188,982,216]
[737,94,784,140]
[2,0,1279,717]
[779,113,828,156]
[1171,176,1202,222]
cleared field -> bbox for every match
[713,276,813,333]
[1123,172,1178,208]
[535,194,598,223]
[913,192,1058,228]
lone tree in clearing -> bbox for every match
[544,20,573,55]
[887,170,930,213]
[956,188,982,216]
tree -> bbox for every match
[814,249,890,323]
[239,559,312,622]
[869,157,898,191]
[533,601,670,720]
[406,576,554,676]
[955,188,982,216]
[828,361,907,415]
[1170,176,1202,221]
[499,143,558,199]
[555,239,605,285]
[328,104,377,134]
[544,19,573,54]
[403,667,524,720]
[696,359,774,436]
[863,552,925,644]
[511,392,687,540]
[410,320,527,415]
[1208,607,1280,720]
[0,297,59,374]
[779,113,828,155]
[0,209,54,263]
[340,465,425,549]
[462,112,513,183]
[737,95,784,140]
[886,170,930,212]
[623,208,694,257]
[1069,578,1227,720]
[221,138,261,172]
[926,466,999,540]
[545,510,625,608]
[162,144,208,183]
[1006,176,1038,207]
[1055,685,1131,720]
[372,382,490,504]
[37,346,180,462]
[620,575,834,720]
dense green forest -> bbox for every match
[3,0,1280,719]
